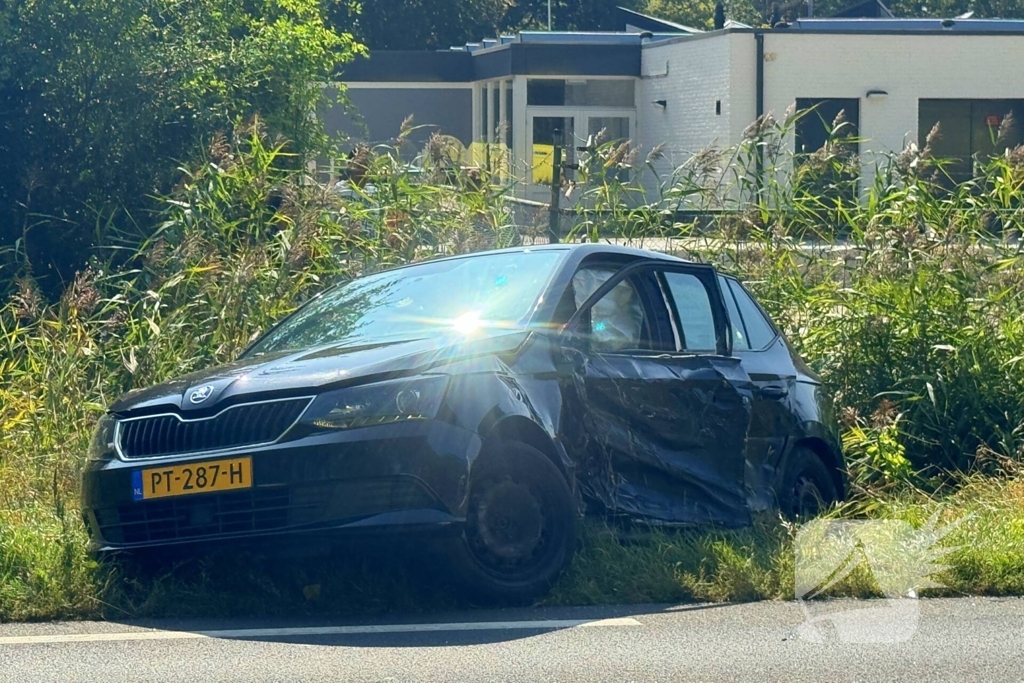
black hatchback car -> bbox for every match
[83,245,845,600]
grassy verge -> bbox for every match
[2,475,1021,622]
[552,474,1024,605]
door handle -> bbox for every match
[760,385,789,400]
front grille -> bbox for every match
[93,478,439,545]
[116,398,311,459]
[94,486,307,545]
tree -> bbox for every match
[888,0,1024,17]
[500,0,641,31]
[643,0,764,29]
[0,0,361,292]
[328,0,511,50]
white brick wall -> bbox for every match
[639,35,735,184]
[763,33,1024,189]
[728,35,758,144]
[639,31,1024,196]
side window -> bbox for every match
[662,272,717,352]
[727,279,777,350]
[718,275,750,351]
[577,273,648,353]
[571,267,617,309]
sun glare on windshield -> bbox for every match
[247,251,565,355]
[452,310,484,335]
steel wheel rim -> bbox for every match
[466,476,553,578]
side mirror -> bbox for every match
[557,311,592,354]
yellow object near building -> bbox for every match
[446,141,557,183]
[531,144,554,184]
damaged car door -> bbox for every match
[559,261,755,526]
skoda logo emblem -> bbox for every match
[189,385,215,404]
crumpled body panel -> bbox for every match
[558,345,755,527]
[447,332,761,527]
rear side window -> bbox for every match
[718,276,749,351]
[662,272,717,351]
[725,279,777,350]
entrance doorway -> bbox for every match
[525,108,635,201]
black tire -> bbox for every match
[442,441,576,603]
[778,447,839,520]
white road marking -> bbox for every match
[0,617,642,646]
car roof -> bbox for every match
[494,243,688,261]
[325,244,693,288]
[395,243,689,268]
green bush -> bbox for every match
[0,0,361,294]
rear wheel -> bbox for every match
[443,441,576,603]
[779,447,839,519]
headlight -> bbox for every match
[88,414,117,461]
[299,376,449,431]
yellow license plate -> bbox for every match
[133,457,252,500]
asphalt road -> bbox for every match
[1,598,1022,682]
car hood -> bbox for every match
[110,331,531,416]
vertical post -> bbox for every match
[512,77,527,191]
[755,32,765,204]
[548,0,552,30]
[486,81,495,177]
[471,84,481,170]
[548,128,563,244]
[475,82,483,144]
[486,81,495,145]
[498,80,508,182]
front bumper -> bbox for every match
[81,419,481,552]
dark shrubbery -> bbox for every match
[0,0,359,294]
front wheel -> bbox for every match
[443,441,576,603]
[778,447,839,520]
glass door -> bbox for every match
[525,109,635,200]
[586,114,631,146]
[529,114,576,186]
[582,113,634,183]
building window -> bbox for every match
[526,79,635,107]
[794,98,861,202]
[795,98,860,155]
[919,99,1024,185]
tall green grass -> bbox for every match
[1,115,1023,620]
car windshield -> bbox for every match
[247,250,565,355]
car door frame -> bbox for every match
[563,260,732,357]
[557,259,755,526]
[717,275,800,510]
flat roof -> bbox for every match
[343,18,1024,82]
[788,17,1024,32]
[344,41,642,83]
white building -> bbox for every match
[327,9,1024,201]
